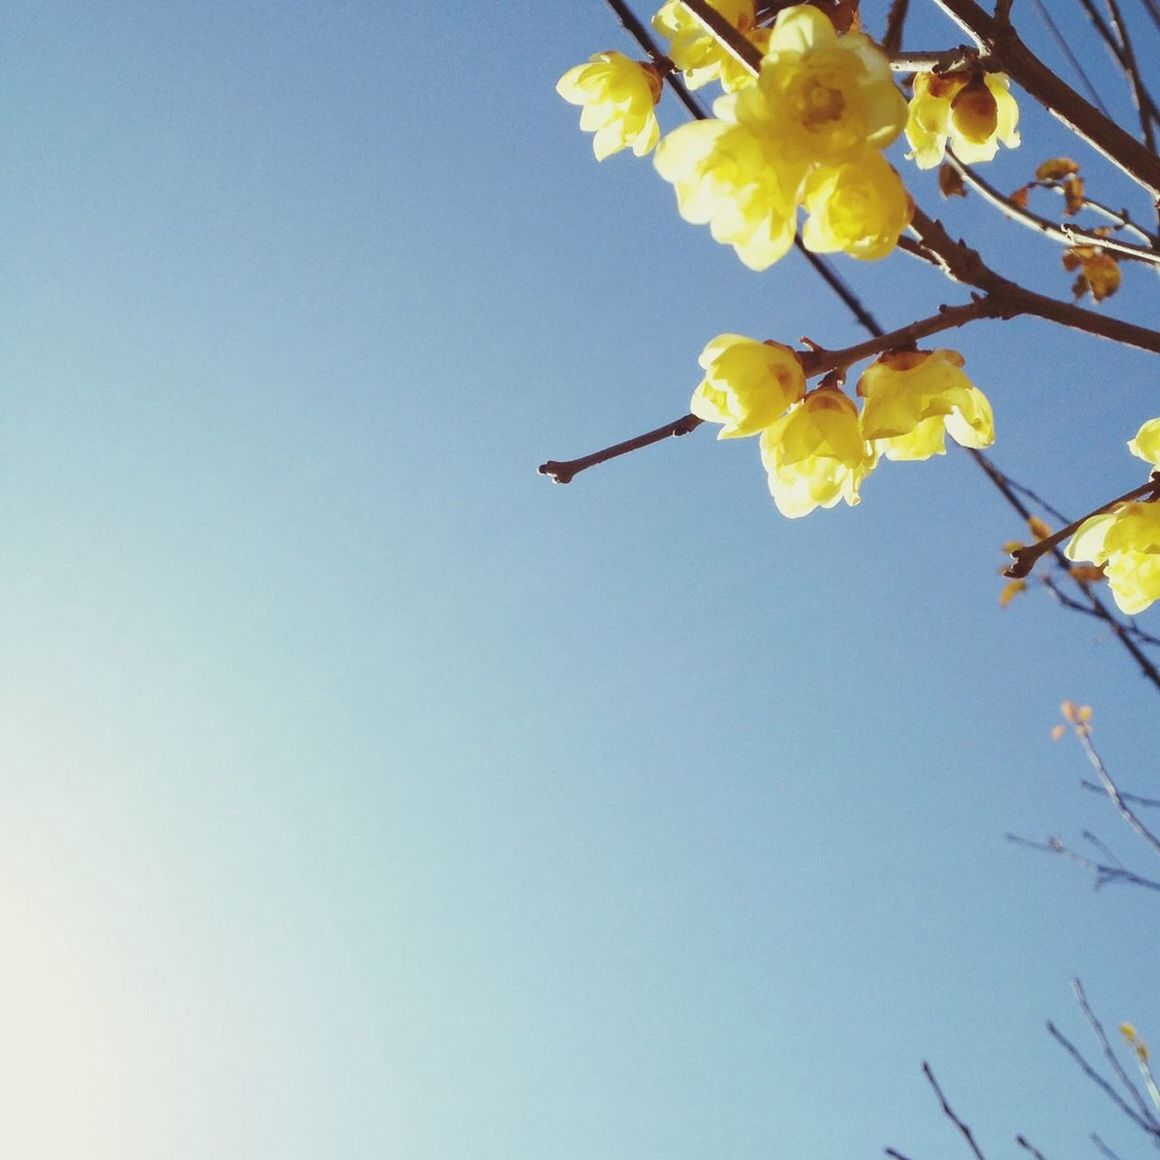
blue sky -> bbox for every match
[3,1,1159,1157]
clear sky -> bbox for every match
[3,2,1159,1157]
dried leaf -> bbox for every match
[1064,247,1121,302]
[1002,539,1025,554]
[1083,252,1121,300]
[999,578,1027,607]
[1062,173,1085,215]
[1036,157,1079,181]
[1009,184,1031,210]
[938,162,966,199]
[1027,515,1052,540]
[1050,724,1066,741]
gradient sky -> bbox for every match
[4,2,1160,1157]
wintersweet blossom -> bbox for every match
[857,349,994,459]
[1128,416,1160,468]
[652,0,768,92]
[1065,501,1160,615]
[653,119,803,269]
[557,52,662,160]
[905,70,1020,169]
[760,387,876,517]
[690,335,806,438]
[800,151,913,260]
[725,3,908,167]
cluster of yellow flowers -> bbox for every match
[558,4,1023,271]
[689,335,994,517]
[1066,417,1160,615]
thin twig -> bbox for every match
[1082,780,1160,806]
[1006,833,1160,891]
[1090,1133,1125,1160]
[1028,0,1111,113]
[943,151,1160,264]
[1077,727,1160,860]
[1041,579,1160,646]
[922,1062,988,1160]
[1075,0,1160,132]
[1073,979,1160,1129]
[1048,1019,1160,1138]
[1105,0,1158,151]
[1016,1136,1050,1160]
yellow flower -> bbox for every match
[654,119,803,269]
[557,52,663,160]
[1128,416,1160,469]
[1065,501,1160,615]
[857,349,994,459]
[725,4,907,167]
[690,335,806,437]
[652,0,764,92]
[905,70,1020,169]
[800,150,913,260]
[760,387,876,517]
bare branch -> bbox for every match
[1006,832,1160,891]
[1104,0,1159,152]
[1082,781,1160,806]
[1028,0,1111,113]
[1048,1019,1160,1138]
[1073,979,1160,1129]
[943,151,1160,264]
[1090,1132,1126,1160]
[1077,727,1160,860]
[1016,1135,1050,1160]
[921,1062,989,1160]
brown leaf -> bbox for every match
[938,163,966,199]
[1027,515,1052,540]
[1009,184,1030,210]
[1036,157,1079,181]
[1084,252,1121,300]
[1062,173,1085,215]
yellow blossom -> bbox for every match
[1128,416,1160,469]
[857,349,994,459]
[725,3,908,168]
[905,70,1020,169]
[654,119,803,269]
[760,387,876,517]
[652,0,766,92]
[800,151,913,260]
[690,335,806,438]
[1065,501,1160,615]
[557,52,662,160]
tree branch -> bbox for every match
[929,0,1160,197]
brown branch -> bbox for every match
[889,47,979,72]
[1082,780,1160,806]
[929,0,1160,197]
[882,0,912,55]
[1090,1133,1125,1160]
[538,413,702,483]
[1004,474,1160,578]
[1075,0,1160,133]
[909,207,1160,352]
